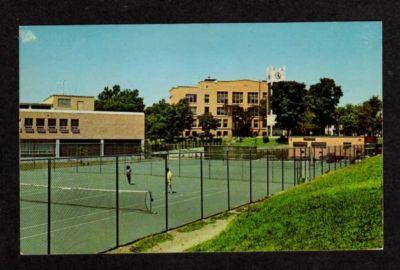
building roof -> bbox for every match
[43,94,95,101]
[19,108,144,116]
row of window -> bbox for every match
[20,118,80,134]
[185,130,230,137]
[185,91,267,105]
[191,118,268,129]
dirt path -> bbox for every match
[109,212,238,254]
[148,215,236,253]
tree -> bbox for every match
[95,85,145,112]
[357,96,382,136]
[145,99,194,142]
[308,78,343,135]
[270,81,308,136]
[335,104,359,136]
[198,112,219,137]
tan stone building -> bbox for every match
[19,94,145,157]
[169,78,279,137]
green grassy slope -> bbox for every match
[190,155,383,251]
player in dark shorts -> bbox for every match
[126,165,134,185]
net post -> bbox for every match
[281,149,284,191]
[226,150,230,210]
[200,152,204,220]
[266,149,269,196]
[164,154,169,231]
[115,156,119,247]
[249,149,252,203]
[47,159,51,255]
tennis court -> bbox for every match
[20,149,352,254]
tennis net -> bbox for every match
[20,183,153,213]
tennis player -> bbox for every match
[126,165,134,185]
[166,167,176,193]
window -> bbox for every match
[204,107,209,114]
[293,142,308,147]
[71,119,79,127]
[71,119,80,133]
[192,119,197,127]
[247,92,259,104]
[217,119,222,128]
[217,107,226,116]
[223,119,228,128]
[24,118,33,127]
[343,142,352,149]
[262,118,267,128]
[223,131,228,136]
[185,131,190,137]
[60,119,68,127]
[217,131,222,137]
[48,119,57,133]
[48,118,56,127]
[204,94,209,104]
[217,91,228,104]
[253,119,259,128]
[60,119,69,133]
[57,98,71,108]
[311,142,327,148]
[190,107,197,115]
[232,92,243,104]
[185,94,197,103]
[36,118,45,127]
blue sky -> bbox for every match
[19,22,382,106]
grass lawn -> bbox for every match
[231,137,287,148]
[189,155,383,251]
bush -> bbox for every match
[262,136,270,143]
[276,135,288,144]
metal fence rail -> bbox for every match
[19,144,378,254]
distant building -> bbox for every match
[169,78,280,138]
[19,94,145,157]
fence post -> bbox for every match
[249,150,252,203]
[281,150,284,191]
[344,147,347,167]
[313,147,316,179]
[339,146,342,168]
[334,146,337,170]
[200,152,204,219]
[47,159,51,255]
[266,149,270,196]
[179,149,181,177]
[327,147,330,171]
[293,148,296,186]
[321,148,324,174]
[115,156,119,247]
[164,154,169,231]
[226,150,230,210]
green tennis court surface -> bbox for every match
[20,156,348,254]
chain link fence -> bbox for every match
[20,144,378,254]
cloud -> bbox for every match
[19,30,37,43]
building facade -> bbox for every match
[19,94,145,157]
[169,78,279,138]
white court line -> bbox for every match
[21,188,229,240]
[20,186,223,231]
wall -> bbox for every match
[19,109,145,140]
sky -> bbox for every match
[19,22,382,106]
